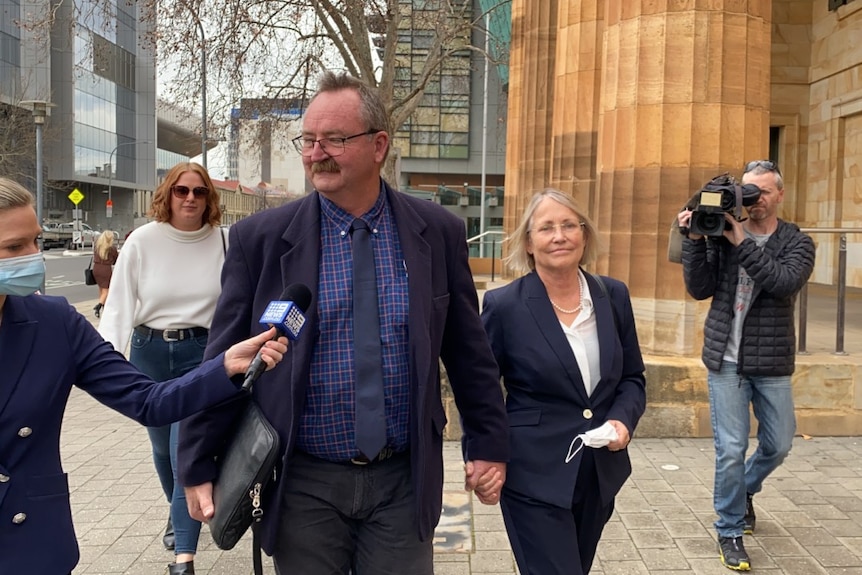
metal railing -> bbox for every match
[466,230,507,281]
[797,227,862,355]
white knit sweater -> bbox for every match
[98,222,227,353]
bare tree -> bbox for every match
[0,102,39,187]
[150,0,510,181]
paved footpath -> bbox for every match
[64,299,862,574]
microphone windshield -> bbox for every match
[281,283,312,312]
[259,283,312,341]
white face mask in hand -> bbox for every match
[565,421,619,463]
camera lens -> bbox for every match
[691,211,725,237]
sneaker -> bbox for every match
[743,493,756,534]
[718,536,751,571]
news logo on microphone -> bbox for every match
[260,300,306,340]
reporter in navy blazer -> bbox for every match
[177,73,508,573]
[0,177,287,575]
[482,189,646,575]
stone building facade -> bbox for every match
[494,1,862,436]
[504,0,862,358]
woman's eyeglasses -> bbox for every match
[744,160,781,176]
[529,221,585,238]
[171,185,209,199]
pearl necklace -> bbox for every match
[549,272,587,315]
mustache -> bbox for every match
[311,159,341,174]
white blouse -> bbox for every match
[558,272,601,396]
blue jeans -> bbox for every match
[708,361,796,537]
[130,328,208,556]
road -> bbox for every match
[44,249,100,304]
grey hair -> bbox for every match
[312,71,391,160]
[743,164,784,190]
[505,188,600,276]
[0,177,35,212]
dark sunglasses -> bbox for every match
[171,185,209,199]
[744,160,781,176]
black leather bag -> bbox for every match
[209,398,281,551]
[84,257,97,285]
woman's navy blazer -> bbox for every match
[481,271,646,509]
[0,295,243,574]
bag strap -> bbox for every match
[220,227,227,255]
[252,523,264,575]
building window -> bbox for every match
[390,0,472,160]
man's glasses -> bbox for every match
[291,130,379,157]
[171,185,209,199]
[744,160,782,176]
[529,221,585,238]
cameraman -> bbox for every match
[677,161,815,572]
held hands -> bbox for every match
[223,327,289,377]
[606,419,631,452]
[465,460,507,505]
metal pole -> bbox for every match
[107,145,115,220]
[35,119,44,231]
[35,112,45,294]
[491,238,497,282]
[197,19,207,168]
[107,140,152,222]
[479,12,489,258]
[797,282,808,354]
[835,233,848,355]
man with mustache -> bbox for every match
[677,161,815,572]
[178,72,509,574]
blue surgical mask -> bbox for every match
[0,252,46,296]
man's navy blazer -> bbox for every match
[481,271,646,509]
[0,295,245,575]
[177,181,509,553]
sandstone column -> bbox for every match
[548,1,604,211]
[503,0,559,238]
[596,1,772,355]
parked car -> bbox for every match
[41,222,97,250]
[41,223,74,250]
[60,222,97,247]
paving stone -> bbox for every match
[62,299,862,575]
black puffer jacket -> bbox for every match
[682,220,815,376]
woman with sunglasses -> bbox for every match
[98,162,227,575]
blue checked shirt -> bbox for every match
[296,189,411,461]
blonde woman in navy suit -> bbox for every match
[481,189,646,574]
[0,177,287,575]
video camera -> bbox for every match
[685,173,762,237]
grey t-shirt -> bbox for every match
[723,230,772,364]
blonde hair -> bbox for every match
[505,189,601,275]
[96,230,115,260]
[0,177,35,212]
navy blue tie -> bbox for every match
[351,218,387,459]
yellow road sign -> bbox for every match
[68,189,84,205]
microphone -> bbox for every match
[242,283,312,390]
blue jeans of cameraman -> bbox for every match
[130,328,208,556]
[708,361,796,538]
